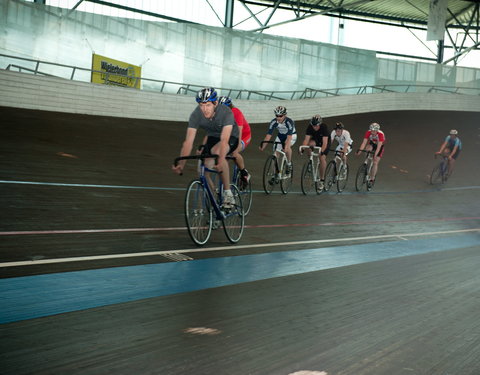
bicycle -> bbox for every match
[355,149,376,191]
[324,149,349,193]
[430,153,449,185]
[174,154,244,246]
[261,140,293,195]
[298,145,323,195]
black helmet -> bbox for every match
[196,87,218,103]
[310,114,322,126]
[335,122,344,130]
[219,96,232,107]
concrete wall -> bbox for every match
[1,70,479,123]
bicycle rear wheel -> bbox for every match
[324,160,336,192]
[235,172,253,215]
[222,184,244,243]
[300,160,315,195]
[262,156,276,194]
[185,179,213,246]
[280,161,293,194]
[337,163,349,192]
[355,164,368,192]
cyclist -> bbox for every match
[259,106,297,174]
[172,87,239,208]
[435,129,462,178]
[218,96,251,186]
[356,122,385,187]
[300,114,330,190]
[330,122,353,163]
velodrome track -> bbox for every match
[1,106,479,374]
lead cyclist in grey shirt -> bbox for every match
[172,87,239,207]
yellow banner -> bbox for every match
[91,54,141,89]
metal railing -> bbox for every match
[2,53,480,99]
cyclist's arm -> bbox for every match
[356,138,368,155]
[173,127,197,174]
[437,140,448,154]
[449,144,459,159]
[302,134,312,146]
[260,134,272,150]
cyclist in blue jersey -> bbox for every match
[435,129,462,179]
[172,87,239,208]
[259,106,297,174]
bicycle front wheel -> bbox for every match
[324,160,336,192]
[185,179,213,246]
[430,164,444,185]
[355,164,368,192]
[280,161,293,194]
[300,160,315,195]
[235,172,253,215]
[337,163,349,192]
[262,156,276,194]
[222,184,244,243]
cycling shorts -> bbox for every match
[204,136,239,156]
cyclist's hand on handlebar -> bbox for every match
[172,164,183,175]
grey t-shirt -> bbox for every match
[188,104,239,139]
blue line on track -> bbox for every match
[1,179,479,195]
[1,234,478,324]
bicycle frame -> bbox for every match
[261,140,293,194]
[430,154,449,185]
[299,145,321,181]
[355,149,375,191]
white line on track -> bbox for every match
[1,228,478,268]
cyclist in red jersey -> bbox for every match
[219,96,251,185]
[356,122,385,185]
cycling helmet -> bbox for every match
[449,129,458,135]
[196,87,218,103]
[310,114,322,126]
[274,106,287,116]
[369,122,380,131]
[219,96,232,107]
[335,122,344,130]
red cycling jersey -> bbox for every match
[232,107,252,148]
[364,130,386,144]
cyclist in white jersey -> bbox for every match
[330,122,353,163]
[259,106,297,174]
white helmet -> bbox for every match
[369,122,380,131]
[449,129,458,135]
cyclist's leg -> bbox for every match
[370,145,384,181]
[210,136,238,198]
[320,145,329,180]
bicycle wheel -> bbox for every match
[185,179,213,246]
[300,160,315,195]
[222,184,244,243]
[430,164,444,185]
[235,172,253,215]
[355,164,368,192]
[280,161,293,194]
[324,160,336,192]
[337,163,349,192]
[262,156,276,194]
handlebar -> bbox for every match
[329,148,345,155]
[299,145,321,154]
[174,154,219,167]
[261,140,283,147]
[357,149,375,155]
